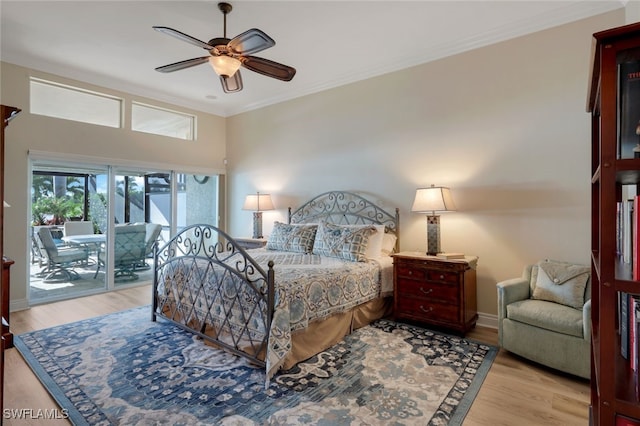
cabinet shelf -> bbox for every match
[616,399,640,421]
[616,257,639,285]
[590,22,640,425]
[616,344,640,419]
[616,160,640,184]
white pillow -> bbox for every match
[380,233,397,256]
[366,225,385,259]
[531,260,590,309]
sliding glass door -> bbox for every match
[30,164,109,302]
[30,159,221,304]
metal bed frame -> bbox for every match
[151,190,399,371]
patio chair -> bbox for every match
[94,224,146,281]
[36,227,89,282]
[134,223,162,270]
[63,220,94,237]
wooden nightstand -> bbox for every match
[392,252,478,335]
[234,237,267,250]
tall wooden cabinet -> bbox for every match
[1,105,21,421]
[589,23,640,425]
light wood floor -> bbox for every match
[3,286,590,425]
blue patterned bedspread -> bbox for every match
[156,248,392,383]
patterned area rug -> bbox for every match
[15,307,497,425]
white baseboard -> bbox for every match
[10,298,29,312]
[477,312,498,329]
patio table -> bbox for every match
[61,234,105,268]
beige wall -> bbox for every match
[1,62,226,308]
[226,10,625,321]
[0,9,629,322]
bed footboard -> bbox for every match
[151,224,275,367]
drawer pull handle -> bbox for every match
[439,275,444,280]
[419,305,433,314]
[419,287,433,295]
[408,270,413,275]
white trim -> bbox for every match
[10,298,29,313]
[477,312,498,330]
[28,149,225,176]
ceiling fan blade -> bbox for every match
[153,26,214,50]
[220,71,243,93]
[241,56,296,81]
[228,28,275,55]
[155,57,210,73]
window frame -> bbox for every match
[131,101,196,141]
[29,77,123,128]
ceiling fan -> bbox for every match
[153,2,296,93]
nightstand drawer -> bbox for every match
[396,279,459,303]
[396,264,427,281]
[396,265,459,284]
[396,297,459,324]
[425,270,459,284]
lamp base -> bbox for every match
[252,212,263,239]
[426,215,441,256]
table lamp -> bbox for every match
[411,185,456,255]
[242,192,274,239]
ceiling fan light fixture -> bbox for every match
[209,55,241,77]
[154,3,295,93]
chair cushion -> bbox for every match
[506,299,584,338]
[55,247,87,263]
[530,260,590,309]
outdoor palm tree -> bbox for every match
[32,174,86,225]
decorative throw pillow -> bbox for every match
[342,224,385,259]
[531,260,590,309]
[312,222,376,262]
[266,222,317,254]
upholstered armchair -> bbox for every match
[496,260,591,379]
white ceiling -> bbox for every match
[0,1,625,117]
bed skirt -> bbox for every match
[280,296,392,370]
[198,296,393,371]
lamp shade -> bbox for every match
[3,201,9,208]
[209,55,242,77]
[243,193,274,212]
[411,186,456,213]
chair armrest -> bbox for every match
[583,299,591,342]
[496,277,530,322]
[496,277,530,347]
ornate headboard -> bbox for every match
[287,190,400,250]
